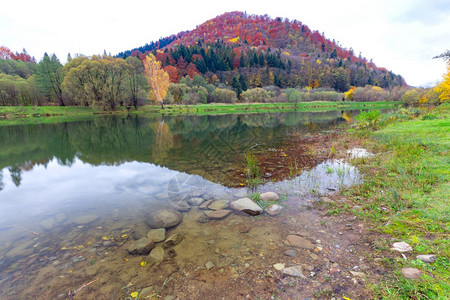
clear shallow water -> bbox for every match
[0,110,362,298]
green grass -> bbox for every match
[0,101,401,126]
[344,104,450,299]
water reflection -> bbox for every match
[0,110,365,298]
[0,110,356,189]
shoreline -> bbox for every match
[0,101,401,126]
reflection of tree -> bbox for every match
[8,166,22,187]
[342,111,353,124]
[0,170,4,191]
[152,118,174,162]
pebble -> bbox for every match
[416,254,436,263]
[208,200,229,211]
[284,249,297,257]
[281,265,306,278]
[205,261,215,269]
[391,241,413,252]
[310,253,318,260]
[285,235,315,250]
[273,263,285,270]
[401,268,422,279]
[260,192,279,201]
[230,198,262,215]
[197,214,209,223]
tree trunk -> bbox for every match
[160,101,164,109]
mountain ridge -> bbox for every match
[119,11,406,91]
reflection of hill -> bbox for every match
[0,111,355,185]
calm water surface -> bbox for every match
[0,111,361,298]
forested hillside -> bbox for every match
[118,12,405,92]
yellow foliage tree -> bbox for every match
[344,87,355,101]
[436,64,450,103]
[143,54,170,109]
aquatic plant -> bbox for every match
[244,151,261,188]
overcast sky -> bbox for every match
[1,0,449,87]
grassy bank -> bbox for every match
[0,101,401,126]
[332,105,449,299]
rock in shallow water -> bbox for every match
[188,197,205,206]
[147,246,164,265]
[281,265,306,278]
[74,214,99,225]
[199,200,213,210]
[208,200,229,211]
[146,228,166,243]
[284,249,297,257]
[127,237,155,255]
[163,233,185,248]
[285,235,315,250]
[265,204,283,216]
[205,209,231,220]
[230,198,262,215]
[260,192,279,201]
[146,209,182,229]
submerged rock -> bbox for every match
[132,222,150,240]
[285,235,315,250]
[127,237,156,255]
[205,209,231,220]
[265,204,283,216]
[147,246,164,265]
[188,197,205,206]
[169,201,191,212]
[40,218,56,230]
[284,249,297,257]
[230,198,262,215]
[208,200,229,211]
[146,228,166,243]
[199,200,213,210]
[163,233,185,248]
[233,189,248,198]
[197,214,209,223]
[74,214,99,225]
[281,265,306,278]
[146,209,182,229]
[260,192,279,201]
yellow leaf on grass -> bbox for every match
[140,261,147,267]
[130,291,138,298]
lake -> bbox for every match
[0,110,363,299]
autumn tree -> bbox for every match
[36,53,65,106]
[143,54,170,109]
[436,64,450,103]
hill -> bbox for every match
[117,11,405,92]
